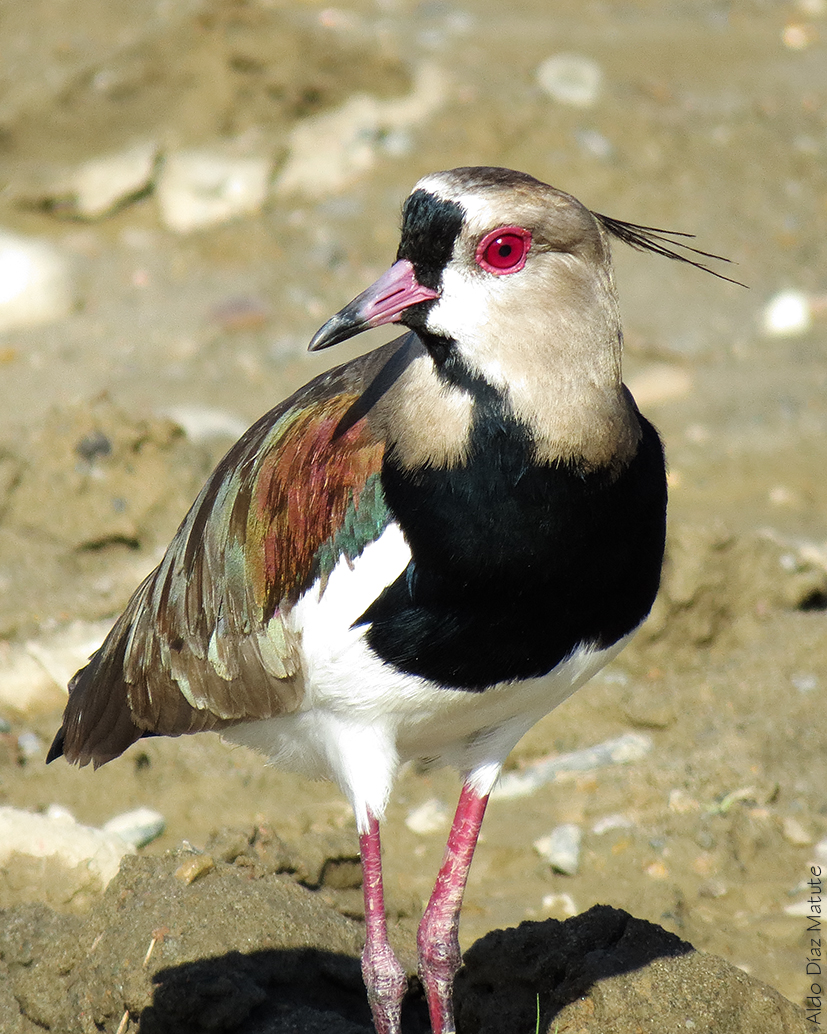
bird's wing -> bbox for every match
[53,361,390,767]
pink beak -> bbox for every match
[308,259,440,352]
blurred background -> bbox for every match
[0,0,826,1015]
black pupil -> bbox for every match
[498,243,512,258]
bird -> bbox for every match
[48,167,734,1034]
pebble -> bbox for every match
[536,54,603,107]
[785,898,818,917]
[163,405,249,443]
[791,673,818,693]
[405,798,450,835]
[591,813,634,834]
[157,149,272,233]
[0,805,135,887]
[540,892,578,918]
[16,730,43,761]
[492,732,652,800]
[0,230,74,334]
[275,63,445,197]
[103,807,166,848]
[0,620,114,713]
[761,289,812,336]
[668,788,701,814]
[626,364,693,407]
[812,836,827,866]
[534,824,582,876]
[175,853,215,884]
[47,141,158,220]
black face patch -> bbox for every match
[397,189,464,291]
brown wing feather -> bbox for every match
[51,345,397,767]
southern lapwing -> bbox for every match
[48,167,733,1034]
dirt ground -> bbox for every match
[1,0,826,1031]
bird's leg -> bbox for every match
[417,781,489,1034]
[359,810,408,1034]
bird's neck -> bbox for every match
[371,326,639,475]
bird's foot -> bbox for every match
[362,938,408,1034]
[417,918,461,1034]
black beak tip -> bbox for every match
[308,308,364,353]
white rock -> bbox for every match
[534,823,582,875]
[813,836,827,866]
[104,807,166,848]
[16,730,43,760]
[762,290,812,336]
[785,899,819,917]
[0,231,74,333]
[0,805,135,888]
[536,54,603,107]
[157,149,272,233]
[541,892,578,917]
[0,619,113,714]
[163,405,249,443]
[275,63,446,198]
[626,364,693,407]
[45,803,77,823]
[405,798,450,835]
[492,732,652,800]
[591,813,634,834]
[52,141,158,220]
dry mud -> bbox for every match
[1,1,826,1031]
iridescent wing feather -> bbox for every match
[52,357,390,767]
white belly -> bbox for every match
[224,523,630,831]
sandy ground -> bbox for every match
[1,0,826,1030]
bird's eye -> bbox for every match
[475,227,532,275]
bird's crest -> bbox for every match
[593,212,746,288]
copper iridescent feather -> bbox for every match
[55,358,389,767]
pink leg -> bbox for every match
[417,781,489,1034]
[359,811,408,1034]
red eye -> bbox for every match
[475,226,531,275]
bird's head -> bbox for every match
[308,167,734,467]
[309,167,619,384]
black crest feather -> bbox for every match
[593,213,746,288]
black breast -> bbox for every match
[359,382,667,690]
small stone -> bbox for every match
[0,620,113,714]
[0,805,135,888]
[405,798,450,835]
[591,813,634,835]
[812,837,827,866]
[785,898,817,916]
[47,141,158,220]
[626,364,693,407]
[103,807,166,848]
[163,405,249,443]
[16,730,43,760]
[175,853,215,884]
[669,789,701,814]
[574,127,614,160]
[761,289,812,336]
[157,149,272,233]
[275,63,445,197]
[791,672,818,693]
[540,892,578,918]
[536,54,603,108]
[645,860,670,880]
[534,824,582,876]
[0,230,74,333]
